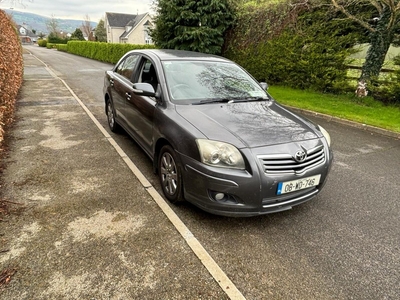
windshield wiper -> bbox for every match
[192,96,269,105]
[192,98,237,105]
[234,96,269,102]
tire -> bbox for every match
[106,99,120,132]
[158,145,184,203]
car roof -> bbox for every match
[130,49,231,63]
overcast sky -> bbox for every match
[0,0,153,21]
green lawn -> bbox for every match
[268,86,400,133]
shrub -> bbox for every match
[223,1,358,93]
[46,43,57,49]
[47,32,69,44]
[0,10,23,144]
[56,44,68,52]
[37,39,47,47]
[368,55,400,105]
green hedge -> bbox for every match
[368,55,400,104]
[223,2,358,93]
[46,43,57,49]
[56,44,68,52]
[67,41,157,64]
[37,39,47,47]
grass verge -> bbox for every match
[268,86,400,133]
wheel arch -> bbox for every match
[153,138,172,174]
[156,142,185,203]
[104,93,110,114]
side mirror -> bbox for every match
[260,82,268,90]
[132,83,156,97]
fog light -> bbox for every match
[209,190,238,204]
[215,193,225,201]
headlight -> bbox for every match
[319,125,331,147]
[196,139,245,169]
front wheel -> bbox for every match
[158,145,184,203]
[106,99,120,132]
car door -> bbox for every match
[109,54,140,130]
[125,57,158,156]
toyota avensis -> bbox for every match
[104,49,333,217]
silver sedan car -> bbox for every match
[104,49,333,217]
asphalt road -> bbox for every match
[10,45,400,299]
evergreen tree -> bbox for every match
[95,19,107,42]
[151,0,235,54]
[71,28,85,40]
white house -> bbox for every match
[104,12,153,44]
[17,25,37,44]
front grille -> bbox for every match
[258,145,325,175]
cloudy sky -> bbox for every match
[0,0,153,21]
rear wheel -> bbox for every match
[158,145,184,203]
[106,99,120,132]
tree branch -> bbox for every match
[387,2,400,31]
[382,0,395,10]
[331,0,376,32]
[370,0,384,13]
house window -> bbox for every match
[143,26,152,44]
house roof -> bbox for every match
[105,12,148,28]
[17,25,37,37]
[120,30,130,39]
[143,20,152,26]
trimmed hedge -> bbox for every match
[37,39,47,47]
[56,44,68,52]
[67,41,157,64]
[46,43,57,49]
[0,10,23,144]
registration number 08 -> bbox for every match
[277,174,321,195]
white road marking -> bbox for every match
[28,51,246,300]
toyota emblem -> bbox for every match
[294,150,307,162]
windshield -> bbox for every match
[162,60,268,104]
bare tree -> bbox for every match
[81,14,93,41]
[330,0,400,80]
[46,14,59,35]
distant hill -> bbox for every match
[3,9,97,34]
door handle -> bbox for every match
[125,92,131,100]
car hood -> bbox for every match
[175,101,319,148]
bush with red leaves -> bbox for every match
[0,10,23,146]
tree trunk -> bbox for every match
[360,6,394,81]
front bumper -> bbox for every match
[178,144,332,217]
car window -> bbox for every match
[162,61,267,104]
[138,59,158,91]
[116,54,139,81]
